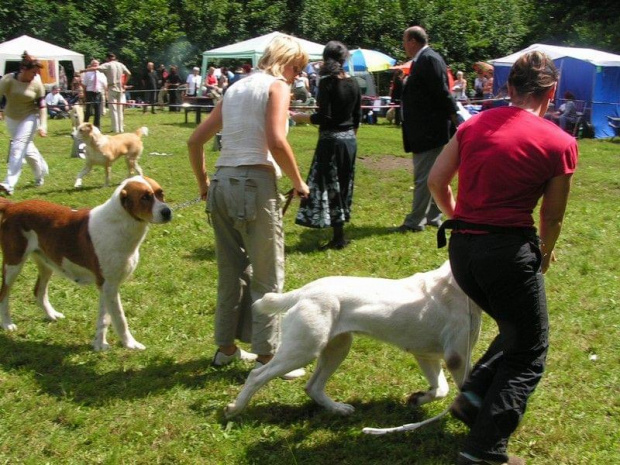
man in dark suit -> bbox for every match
[392,26,458,233]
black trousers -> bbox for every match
[85,91,101,128]
[449,232,548,463]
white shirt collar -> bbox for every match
[412,45,429,63]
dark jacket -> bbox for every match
[401,47,457,153]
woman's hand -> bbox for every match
[38,128,47,137]
[293,180,310,199]
[541,250,556,274]
[199,177,210,201]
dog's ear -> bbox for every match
[120,189,130,208]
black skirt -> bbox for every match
[295,129,357,228]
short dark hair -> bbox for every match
[20,51,43,70]
[405,26,428,45]
[106,52,116,60]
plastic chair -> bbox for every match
[607,116,620,141]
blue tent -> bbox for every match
[490,44,620,138]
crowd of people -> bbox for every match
[0,32,579,464]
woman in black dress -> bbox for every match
[166,65,181,112]
[292,41,362,250]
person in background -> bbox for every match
[452,70,468,101]
[549,91,578,132]
[157,64,169,105]
[292,41,362,250]
[204,66,222,101]
[482,69,494,100]
[0,51,49,194]
[217,68,230,94]
[428,51,578,465]
[44,85,70,119]
[187,35,309,378]
[81,52,131,133]
[228,66,245,87]
[143,61,159,113]
[391,25,458,233]
[292,71,310,102]
[474,69,486,100]
[390,68,405,125]
[186,66,202,97]
[81,59,107,128]
[166,65,181,112]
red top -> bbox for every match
[454,106,578,228]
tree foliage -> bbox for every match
[0,0,617,81]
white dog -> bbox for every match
[74,122,148,188]
[225,261,482,418]
[0,176,172,350]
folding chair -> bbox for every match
[607,116,620,141]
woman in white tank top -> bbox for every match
[188,35,310,378]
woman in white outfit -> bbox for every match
[188,36,310,379]
[0,51,49,195]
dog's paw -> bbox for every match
[74,179,83,188]
[224,403,240,419]
[2,322,17,331]
[406,391,431,406]
[93,341,111,351]
[329,402,355,416]
[46,310,65,321]
[124,339,146,350]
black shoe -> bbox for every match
[389,224,424,233]
[319,239,350,250]
[450,393,479,428]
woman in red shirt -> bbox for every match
[428,51,578,465]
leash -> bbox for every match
[172,188,296,214]
[362,297,477,435]
[171,196,202,211]
[281,188,296,215]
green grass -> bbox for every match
[0,110,618,464]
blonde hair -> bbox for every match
[258,35,308,79]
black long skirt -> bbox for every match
[295,129,357,228]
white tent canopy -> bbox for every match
[489,43,620,67]
[201,31,324,70]
[490,43,620,138]
[0,35,85,86]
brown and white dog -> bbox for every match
[0,176,172,350]
[225,262,482,418]
[74,122,148,188]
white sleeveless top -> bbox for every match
[217,71,287,177]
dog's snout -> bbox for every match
[160,206,172,222]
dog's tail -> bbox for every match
[135,127,149,137]
[253,290,300,316]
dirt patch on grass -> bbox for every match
[358,155,412,173]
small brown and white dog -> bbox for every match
[74,122,148,188]
[0,176,172,350]
[225,261,482,418]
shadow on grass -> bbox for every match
[291,224,418,254]
[237,400,465,464]
[18,184,104,198]
[0,333,256,406]
[188,245,216,261]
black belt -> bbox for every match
[437,219,537,248]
